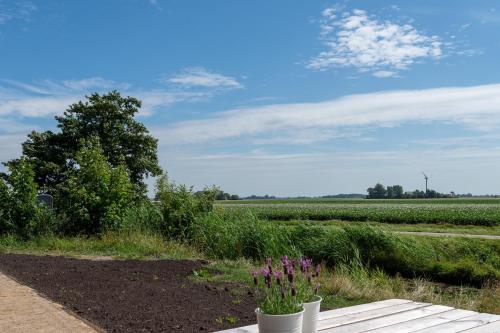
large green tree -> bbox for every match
[8,91,162,196]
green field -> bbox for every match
[218,199,500,226]
[273,219,500,236]
[220,198,500,205]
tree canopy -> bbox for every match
[8,91,162,196]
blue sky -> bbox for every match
[2,0,500,196]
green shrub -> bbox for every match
[121,201,163,233]
[0,158,56,238]
[0,179,11,233]
[56,138,135,235]
[154,173,216,239]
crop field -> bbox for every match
[218,199,500,226]
[220,198,500,205]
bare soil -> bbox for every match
[0,254,256,332]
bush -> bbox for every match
[0,158,56,238]
[154,173,216,239]
[56,138,135,235]
[121,201,164,233]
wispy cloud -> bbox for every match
[148,0,160,8]
[156,83,500,144]
[62,77,131,91]
[308,7,442,77]
[0,77,214,117]
[0,0,36,25]
[470,8,500,25]
[372,70,398,78]
[165,67,243,89]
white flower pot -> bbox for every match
[256,308,305,333]
[302,296,322,333]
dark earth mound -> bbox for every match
[0,254,256,332]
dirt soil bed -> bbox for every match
[0,254,256,332]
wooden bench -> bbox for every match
[216,299,500,332]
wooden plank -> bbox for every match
[318,299,413,321]
[215,299,412,333]
[321,305,451,333]
[366,309,477,333]
[318,302,431,331]
[412,313,500,333]
[460,320,500,332]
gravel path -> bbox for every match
[0,272,99,333]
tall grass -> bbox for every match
[191,209,300,260]
[204,257,500,314]
[191,210,500,287]
[320,260,500,314]
[0,231,201,260]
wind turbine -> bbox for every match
[422,172,429,194]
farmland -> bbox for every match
[218,198,500,226]
[209,198,500,291]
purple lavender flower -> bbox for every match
[273,271,282,286]
[280,284,286,299]
[299,258,306,273]
[266,258,273,274]
[280,256,289,272]
[261,267,272,288]
[291,284,297,297]
[315,264,321,277]
[300,258,313,273]
[287,266,294,284]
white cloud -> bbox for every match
[0,77,213,117]
[372,70,397,78]
[0,95,77,117]
[156,83,500,144]
[165,67,243,89]
[0,78,132,117]
[308,7,442,76]
[0,133,29,171]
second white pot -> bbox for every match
[302,296,322,333]
[256,308,305,333]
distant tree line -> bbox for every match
[245,194,276,200]
[321,194,366,199]
[366,183,454,199]
[214,190,240,200]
